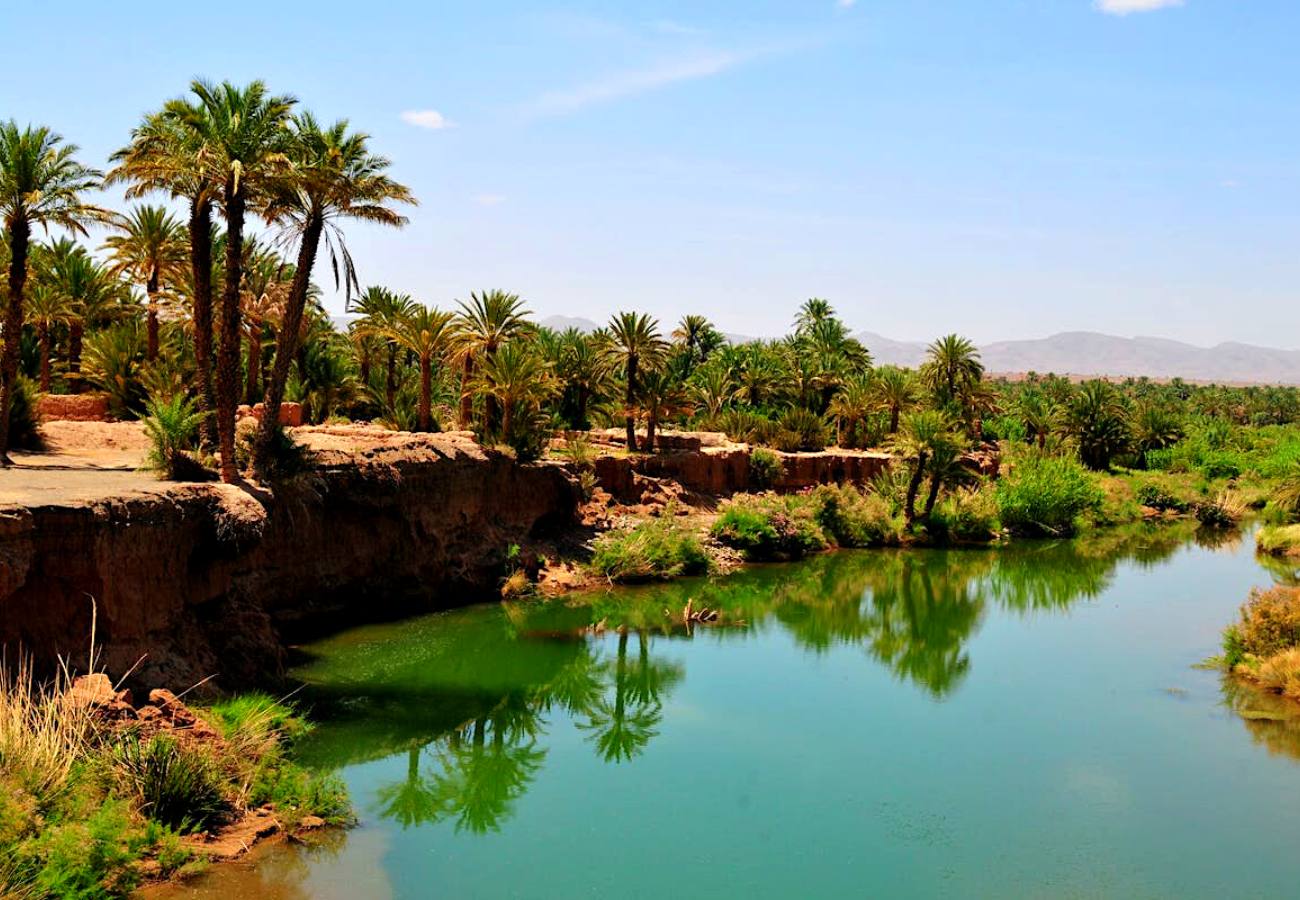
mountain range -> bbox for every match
[537,317,1300,385]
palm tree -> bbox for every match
[41,239,128,391]
[890,409,953,526]
[921,432,968,518]
[352,286,417,410]
[671,314,721,369]
[1063,380,1131,470]
[255,114,414,473]
[25,282,72,391]
[689,364,734,421]
[1131,401,1182,468]
[109,109,221,449]
[0,122,103,460]
[921,334,983,406]
[1017,390,1056,449]
[239,243,291,404]
[387,304,454,431]
[827,373,873,448]
[550,328,610,430]
[167,79,296,481]
[474,342,555,444]
[602,312,666,451]
[102,204,187,361]
[453,290,532,430]
[794,297,835,335]
[638,369,687,452]
[870,365,916,434]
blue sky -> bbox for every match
[4,1,1298,346]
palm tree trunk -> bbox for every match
[216,182,246,483]
[501,397,513,442]
[145,268,160,361]
[923,469,943,518]
[386,344,398,410]
[904,451,927,525]
[38,325,51,393]
[245,329,262,405]
[889,405,900,434]
[418,355,432,432]
[624,358,638,451]
[68,322,83,391]
[189,198,217,451]
[458,357,473,427]
[0,216,30,463]
[358,344,370,388]
[254,212,323,475]
[645,412,657,452]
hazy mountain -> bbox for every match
[855,330,1300,385]
[538,315,601,334]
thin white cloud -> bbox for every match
[1094,0,1184,15]
[525,51,751,118]
[399,109,455,130]
[473,194,506,206]
[836,0,858,8]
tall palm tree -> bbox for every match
[453,290,532,430]
[689,364,734,421]
[890,409,953,526]
[671,314,722,370]
[602,312,666,451]
[239,242,291,404]
[255,114,414,473]
[827,373,873,448]
[474,342,555,443]
[638,369,687,452]
[41,239,128,391]
[921,333,984,406]
[352,286,417,410]
[25,282,72,392]
[551,328,611,430]
[0,122,103,460]
[167,79,296,481]
[870,365,916,434]
[109,109,221,449]
[794,297,835,335]
[102,204,187,361]
[1063,380,1131,470]
[387,304,454,432]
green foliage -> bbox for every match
[1223,586,1300,664]
[1061,380,1131,470]
[14,799,162,900]
[1133,480,1190,513]
[1194,491,1245,528]
[711,494,829,560]
[811,484,903,547]
[995,451,1104,537]
[8,375,44,451]
[1258,524,1300,557]
[108,734,227,833]
[141,393,206,480]
[773,408,828,452]
[925,486,1001,544]
[82,321,147,418]
[748,447,783,488]
[589,517,712,582]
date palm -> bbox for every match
[689,364,735,421]
[102,204,187,361]
[828,373,873,448]
[794,297,835,335]
[25,282,72,391]
[109,110,221,449]
[255,114,414,474]
[870,365,916,434]
[602,312,666,451]
[671,314,722,369]
[1063,380,1131,470]
[41,238,129,390]
[922,333,983,406]
[638,369,687,452]
[352,286,417,410]
[239,243,291,404]
[890,409,954,526]
[551,328,611,430]
[387,304,454,431]
[453,290,532,430]
[167,79,296,481]
[0,122,103,460]
[474,342,555,443]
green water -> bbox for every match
[163,525,1300,898]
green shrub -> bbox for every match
[711,494,828,560]
[108,735,227,834]
[995,452,1104,537]
[1134,481,1189,513]
[589,517,712,582]
[142,394,206,480]
[82,322,148,418]
[1194,491,1246,528]
[8,375,43,451]
[247,762,350,830]
[927,486,1001,543]
[16,799,159,899]
[811,484,901,547]
[1223,586,1300,664]
[773,408,828,452]
[1257,524,1300,557]
[748,447,783,489]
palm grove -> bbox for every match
[6,81,1300,506]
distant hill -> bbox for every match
[538,315,601,334]
[855,330,1300,385]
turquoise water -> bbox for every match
[161,525,1300,898]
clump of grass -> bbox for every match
[1194,490,1246,528]
[108,734,228,833]
[711,493,828,561]
[1258,524,1300,558]
[748,447,784,489]
[995,451,1104,537]
[1253,648,1300,699]
[925,486,1002,544]
[0,659,93,803]
[590,517,712,582]
[1223,585,1300,667]
[811,484,902,547]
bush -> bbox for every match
[711,494,828,560]
[1194,491,1246,528]
[108,734,228,833]
[8,375,43,451]
[772,408,828,452]
[1258,524,1300,557]
[142,394,207,480]
[589,517,712,582]
[1134,481,1190,513]
[926,486,1001,544]
[995,452,1104,537]
[1224,586,1300,664]
[748,447,783,489]
[811,484,901,547]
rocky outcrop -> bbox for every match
[0,433,578,691]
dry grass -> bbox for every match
[1252,648,1300,699]
[0,657,95,802]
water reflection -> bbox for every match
[290,522,1213,835]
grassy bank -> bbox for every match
[0,665,347,899]
[1218,586,1300,700]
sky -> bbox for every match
[3,0,1299,347]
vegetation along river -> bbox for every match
[158,523,1300,898]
